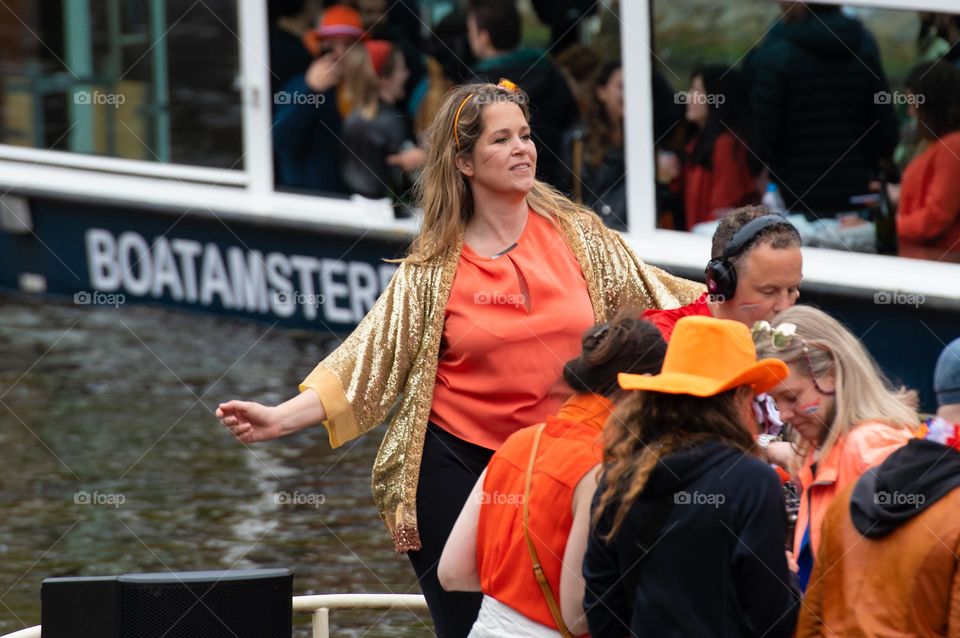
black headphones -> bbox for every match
[704,215,790,301]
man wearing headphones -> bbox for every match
[643,205,803,340]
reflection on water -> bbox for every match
[0,293,432,636]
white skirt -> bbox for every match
[467,594,562,638]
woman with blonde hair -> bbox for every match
[217,80,702,636]
[753,305,917,591]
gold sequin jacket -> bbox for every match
[299,211,704,552]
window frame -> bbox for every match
[623,0,960,303]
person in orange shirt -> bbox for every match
[892,60,960,258]
[218,79,701,637]
[753,305,917,591]
[680,66,763,230]
[437,314,666,637]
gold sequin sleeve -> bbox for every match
[299,262,425,448]
[575,212,705,313]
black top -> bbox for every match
[745,12,899,216]
[341,102,413,200]
[269,26,312,98]
[584,440,799,638]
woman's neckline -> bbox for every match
[462,208,533,261]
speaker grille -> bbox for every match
[120,579,291,638]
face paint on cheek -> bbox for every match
[737,303,764,311]
[799,400,820,414]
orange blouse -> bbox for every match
[429,209,595,449]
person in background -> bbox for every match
[412,8,475,139]
[643,206,802,341]
[439,314,667,637]
[889,61,960,260]
[554,43,601,119]
[354,0,425,109]
[467,0,579,189]
[653,68,688,230]
[797,336,960,636]
[268,0,321,97]
[746,2,899,217]
[220,80,701,638]
[680,66,762,230]
[273,5,366,194]
[584,316,799,637]
[341,40,423,200]
[753,305,917,592]
[567,60,627,231]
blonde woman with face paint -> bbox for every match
[218,80,702,637]
[753,305,917,592]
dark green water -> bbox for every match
[0,293,433,636]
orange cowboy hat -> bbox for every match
[619,316,788,397]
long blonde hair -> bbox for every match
[341,45,382,120]
[401,82,595,264]
[754,306,918,468]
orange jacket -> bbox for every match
[793,421,912,559]
[897,130,960,252]
[797,482,960,636]
[476,394,610,632]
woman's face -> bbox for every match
[457,101,537,196]
[768,363,836,446]
[596,68,624,123]
[686,74,710,127]
[380,53,409,104]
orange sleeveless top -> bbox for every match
[430,209,595,449]
[476,393,611,630]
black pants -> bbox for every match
[408,423,494,638]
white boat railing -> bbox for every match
[0,593,429,638]
[294,593,429,638]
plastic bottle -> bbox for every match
[762,182,786,215]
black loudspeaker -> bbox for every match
[41,568,293,638]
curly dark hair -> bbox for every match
[593,388,757,539]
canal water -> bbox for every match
[0,292,432,636]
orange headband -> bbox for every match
[453,79,521,150]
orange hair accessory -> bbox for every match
[453,93,475,150]
[453,78,522,149]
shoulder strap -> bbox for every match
[523,423,574,638]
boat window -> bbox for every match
[650,0,960,264]
[0,0,242,169]
[269,0,627,230]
